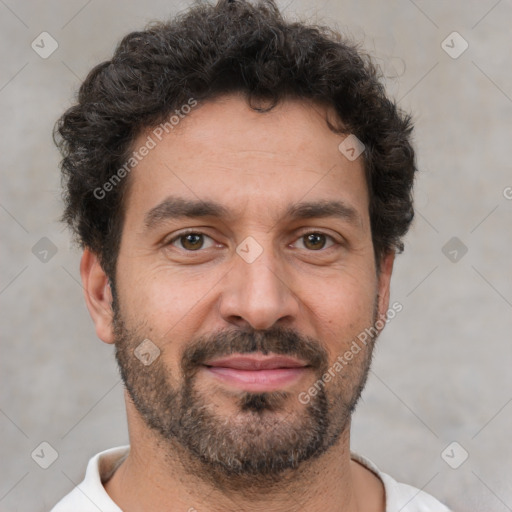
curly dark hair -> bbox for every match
[54,0,416,282]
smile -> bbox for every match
[202,353,311,392]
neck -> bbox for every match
[104,400,384,512]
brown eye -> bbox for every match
[303,233,327,250]
[169,232,216,251]
[293,232,336,251]
[180,233,204,250]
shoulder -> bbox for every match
[49,445,130,512]
[351,452,452,512]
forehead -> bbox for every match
[124,94,369,228]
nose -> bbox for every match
[218,240,300,330]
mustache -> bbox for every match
[181,326,329,375]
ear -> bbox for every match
[80,248,115,344]
[376,251,395,321]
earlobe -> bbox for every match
[80,249,115,344]
[377,251,395,320]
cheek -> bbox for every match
[117,263,216,339]
[305,268,377,351]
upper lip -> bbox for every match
[203,353,309,370]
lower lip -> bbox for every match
[203,366,310,391]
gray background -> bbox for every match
[1,0,511,511]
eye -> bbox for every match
[168,231,217,251]
[293,232,337,251]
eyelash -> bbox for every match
[166,229,340,252]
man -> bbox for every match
[51,0,451,510]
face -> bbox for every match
[104,94,393,484]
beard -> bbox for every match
[112,297,379,488]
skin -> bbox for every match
[81,93,394,512]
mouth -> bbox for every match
[202,353,311,392]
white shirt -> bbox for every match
[50,446,451,511]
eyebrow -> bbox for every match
[144,197,232,229]
[285,199,360,226]
[144,196,361,230]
